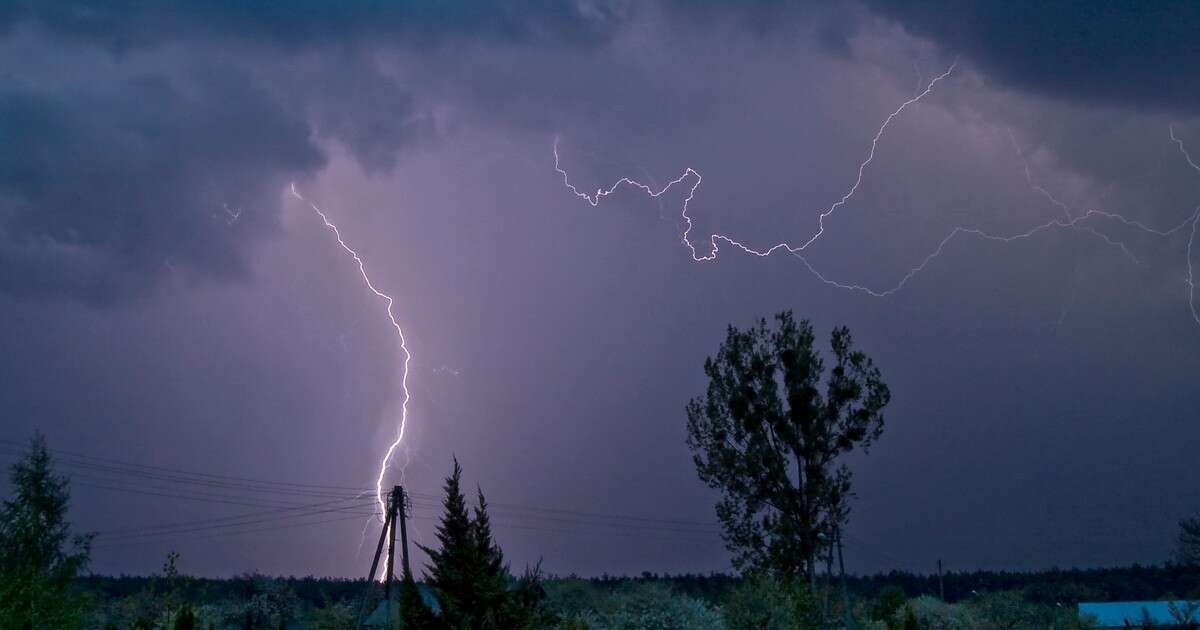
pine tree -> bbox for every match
[399,577,437,630]
[173,605,195,630]
[420,457,479,623]
[0,433,93,630]
[471,490,510,624]
[419,458,543,629]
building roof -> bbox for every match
[1078,601,1200,627]
[362,584,440,628]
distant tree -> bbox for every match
[555,582,723,630]
[1168,600,1200,629]
[872,586,907,629]
[1176,516,1200,566]
[0,433,94,629]
[686,312,890,582]
[173,605,195,630]
[418,457,543,629]
[399,577,438,630]
[723,575,818,630]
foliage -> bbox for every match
[173,604,196,630]
[306,600,356,630]
[549,582,723,630]
[723,575,818,630]
[908,595,986,630]
[872,586,908,628]
[903,592,1085,630]
[0,433,93,630]
[418,457,544,629]
[686,311,890,581]
[1177,516,1200,567]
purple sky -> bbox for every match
[2,2,1200,578]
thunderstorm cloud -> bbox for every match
[1,1,1198,577]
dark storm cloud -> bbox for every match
[0,0,833,302]
[2,0,774,302]
[0,51,324,301]
[864,1,1200,112]
[4,0,1200,579]
[0,1,630,50]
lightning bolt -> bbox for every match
[288,183,412,574]
[1172,125,1200,325]
[555,63,1200,325]
[556,62,956,263]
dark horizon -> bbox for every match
[2,1,1199,580]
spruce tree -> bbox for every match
[471,490,509,623]
[0,433,93,629]
[419,458,542,629]
[420,457,486,624]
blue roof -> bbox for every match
[1078,601,1199,627]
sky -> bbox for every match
[2,1,1199,579]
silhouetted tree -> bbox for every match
[399,577,437,630]
[1176,516,1200,566]
[173,605,195,630]
[873,585,907,629]
[418,458,542,629]
[686,312,890,582]
[0,433,93,629]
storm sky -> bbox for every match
[2,1,1200,578]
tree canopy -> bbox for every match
[686,312,890,582]
[417,457,543,629]
[0,433,93,629]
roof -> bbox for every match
[362,585,440,628]
[1078,601,1200,627]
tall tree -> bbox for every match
[420,457,480,623]
[1176,515,1200,566]
[0,433,93,629]
[686,312,890,582]
[418,458,542,629]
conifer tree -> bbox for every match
[0,433,93,629]
[419,458,543,629]
[420,457,480,623]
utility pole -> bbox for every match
[357,503,394,628]
[356,486,413,629]
[836,526,854,630]
[398,486,413,580]
[385,486,400,596]
[937,558,945,601]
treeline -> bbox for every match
[568,564,1200,606]
[78,563,1200,611]
[76,575,364,611]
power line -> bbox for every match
[91,514,372,550]
[0,439,375,494]
[94,500,378,543]
[95,495,375,537]
[0,442,727,544]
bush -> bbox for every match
[872,586,907,628]
[723,576,818,630]
[549,582,723,630]
[908,595,985,630]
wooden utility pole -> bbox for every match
[398,486,413,580]
[357,504,394,628]
[937,558,945,601]
[836,526,854,630]
[356,486,413,629]
[385,486,400,597]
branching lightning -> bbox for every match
[1172,125,1200,325]
[288,184,412,567]
[555,63,1200,324]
